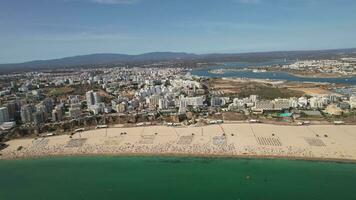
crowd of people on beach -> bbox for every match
[2,133,351,160]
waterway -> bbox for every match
[191,61,356,85]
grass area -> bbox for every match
[237,84,304,100]
[209,79,305,99]
[50,87,74,96]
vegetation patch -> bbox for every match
[50,87,75,96]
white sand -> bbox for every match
[1,124,356,161]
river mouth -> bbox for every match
[192,61,356,85]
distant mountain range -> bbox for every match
[1,48,356,73]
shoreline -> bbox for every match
[2,152,356,164]
[279,71,354,79]
[260,68,353,78]
[195,66,355,81]
[2,124,356,162]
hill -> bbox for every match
[1,48,355,73]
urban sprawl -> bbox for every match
[0,60,356,142]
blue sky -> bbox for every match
[0,0,356,63]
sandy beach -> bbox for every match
[1,124,356,161]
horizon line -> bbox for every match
[1,47,356,65]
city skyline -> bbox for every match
[1,0,356,63]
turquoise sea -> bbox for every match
[1,156,356,200]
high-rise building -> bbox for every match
[94,92,101,104]
[5,102,16,121]
[69,104,81,119]
[52,107,64,122]
[249,95,259,102]
[148,95,160,108]
[116,102,127,113]
[178,98,187,114]
[86,90,95,106]
[68,95,81,104]
[36,103,48,120]
[210,97,227,107]
[21,105,34,123]
[253,101,274,112]
[350,95,356,109]
[90,103,105,115]
[43,98,54,113]
[179,96,204,108]
[309,97,324,109]
[158,99,168,110]
[0,107,10,124]
[298,97,308,108]
[86,90,101,107]
[34,98,54,121]
[33,111,45,125]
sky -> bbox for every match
[0,0,356,63]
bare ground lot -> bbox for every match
[209,79,304,99]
